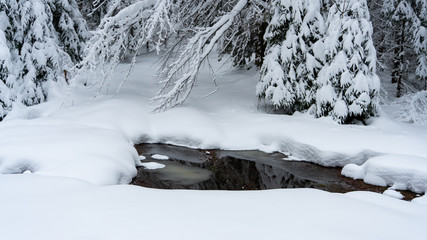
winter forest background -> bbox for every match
[0,0,426,124]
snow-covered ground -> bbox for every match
[1,54,427,239]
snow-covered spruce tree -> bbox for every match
[366,0,392,71]
[0,29,12,119]
[11,0,68,107]
[49,0,90,63]
[88,0,137,29]
[76,0,101,30]
[218,0,271,68]
[257,0,325,113]
[316,0,380,123]
[0,2,15,119]
[0,0,88,119]
[382,0,418,97]
[412,0,427,89]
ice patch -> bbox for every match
[139,155,146,160]
[151,154,169,160]
[141,162,165,170]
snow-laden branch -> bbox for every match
[151,0,249,111]
[76,0,176,94]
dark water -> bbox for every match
[132,144,417,200]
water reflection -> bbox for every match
[131,144,417,201]
[133,144,340,191]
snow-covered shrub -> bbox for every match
[316,0,380,123]
[257,0,325,113]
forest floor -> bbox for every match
[0,54,426,239]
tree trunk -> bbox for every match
[391,27,400,84]
[395,21,406,98]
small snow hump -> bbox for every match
[151,154,170,160]
[141,162,166,170]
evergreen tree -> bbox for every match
[0,28,12,118]
[366,0,391,71]
[81,0,135,29]
[0,0,89,119]
[218,0,271,68]
[11,0,66,107]
[413,0,427,89]
[382,0,417,97]
[368,0,426,93]
[316,0,380,123]
[0,0,16,120]
[257,0,325,113]
[49,0,90,63]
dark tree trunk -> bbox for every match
[391,28,400,84]
[254,21,268,68]
[395,21,406,98]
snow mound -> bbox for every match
[342,155,427,193]
[0,119,138,185]
[141,162,165,170]
[383,189,404,199]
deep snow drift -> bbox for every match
[1,174,426,240]
[0,54,427,239]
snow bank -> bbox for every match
[342,155,427,193]
[383,189,404,199]
[0,119,138,185]
[1,174,426,240]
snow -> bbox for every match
[1,53,427,239]
[151,154,170,160]
[342,155,427,193]
[1,174,426,240]
[383,189,405,199]
[388,90,427,125]
[141,162,165,170]
[0,118,138,185]
[284,155,303,161]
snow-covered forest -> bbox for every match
[1,1,427,240]
[0,0,425,122]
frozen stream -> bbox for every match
[132,144,417,200]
